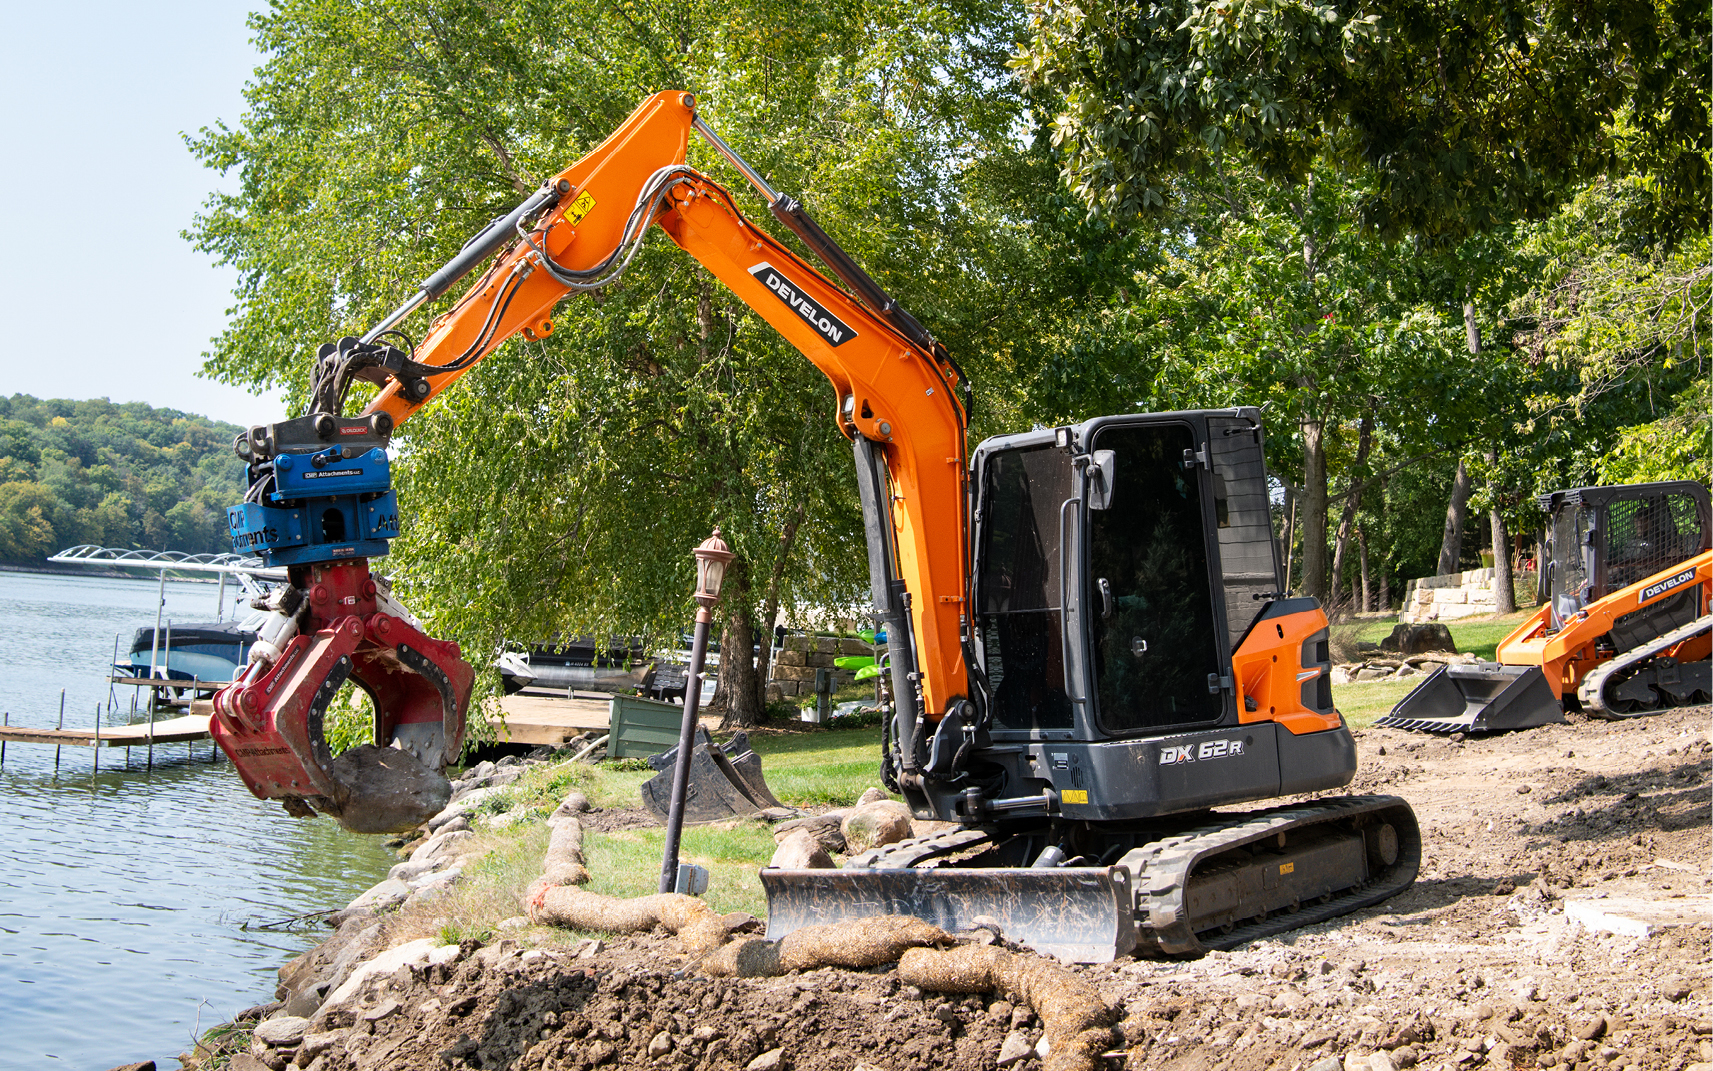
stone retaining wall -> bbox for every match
[1399,568,1537,623]
[766,634,876,698]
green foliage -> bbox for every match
[186,0,1049,691]
[184,0,1702,636]
[0,395,246,564]
[1016,0,1709,243]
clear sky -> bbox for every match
[0,1,284,428]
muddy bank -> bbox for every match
[201,707,1710,1071]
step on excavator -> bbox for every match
[211,92,1420,960]
[1380,481,1711,734]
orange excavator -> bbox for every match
[214,92,1419,960]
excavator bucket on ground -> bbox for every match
[1376,663,1565,733]
[638,729,787,824]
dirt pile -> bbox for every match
[229,704,1710,1071]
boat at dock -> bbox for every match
[115,621,256,685]
[497,637,653,695]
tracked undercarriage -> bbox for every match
[764,795,1420,962]
[1579,614,1713,718]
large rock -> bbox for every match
[769,828,834,869]
[277,918,383,1012]
[1380,623,1457,656]
[253,1015,311,1046]
[772,813,846,855]
[344,878,410,913]
[842,800,913,852]
[411,828,475,864]
[317,745,452,834]
[320,938,459,1010]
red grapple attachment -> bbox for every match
[210,559,474,833]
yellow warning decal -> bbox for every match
[1280,861,1295,874]
[1062,789,1088,804]
[566,189,597,226]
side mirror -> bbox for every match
[1087,449,1116,510]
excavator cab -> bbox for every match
[1382,480,1711,732]
[942,409,1356,823]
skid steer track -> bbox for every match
[762,795,1420,962]
[1578,614,1712,719]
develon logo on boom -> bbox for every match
[748,262,858,348]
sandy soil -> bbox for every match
[246,706,1711,1071]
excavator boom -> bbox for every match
[214,92,973,830]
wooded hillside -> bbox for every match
[0,395,246,564]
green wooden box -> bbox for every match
[608,694,687,758]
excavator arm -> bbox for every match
[214,92,972,830]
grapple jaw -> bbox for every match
[210,559,473,833]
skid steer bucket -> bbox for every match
[1376,663,1565,733]
[761,866,1136,963]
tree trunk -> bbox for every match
[1481,448,1516,615]
[1379,560,1391,612]
[1281,484,1298,592]
[1327,412,1373,614]
[711,558,764,729]
[1437,458,1473,575]
[749,505,805,711]
[1358,525,1371,613]
[1490,508,1516,614]
[1299,413,1329,602]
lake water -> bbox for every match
[0,571,396,1070]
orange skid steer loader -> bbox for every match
[1381,480,1711,733]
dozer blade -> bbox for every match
[1376,663,1565,733]
[761,866,1136,963]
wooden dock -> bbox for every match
[486,693,614,746]
[484,692,721,746]
[0,714,211,748]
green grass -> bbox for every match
[1331,679,1419,729]
[748,727,886,807]
[582,821,777,918]
[1442,610,1537,661]
[1336,609,1537,663]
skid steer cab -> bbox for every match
[214,410,473,833]
[1381,480,1711,732]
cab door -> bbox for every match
[1083,420,1226,733]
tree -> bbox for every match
[0,395,245,562]
[187,0,1039,725]
[1015,0,1709,243]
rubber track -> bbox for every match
[1125,794,1420,955]
[1579,614,1712,720]
[853,794,1421,957]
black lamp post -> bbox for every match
[658,527,735,894]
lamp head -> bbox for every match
[692,527,735,604]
